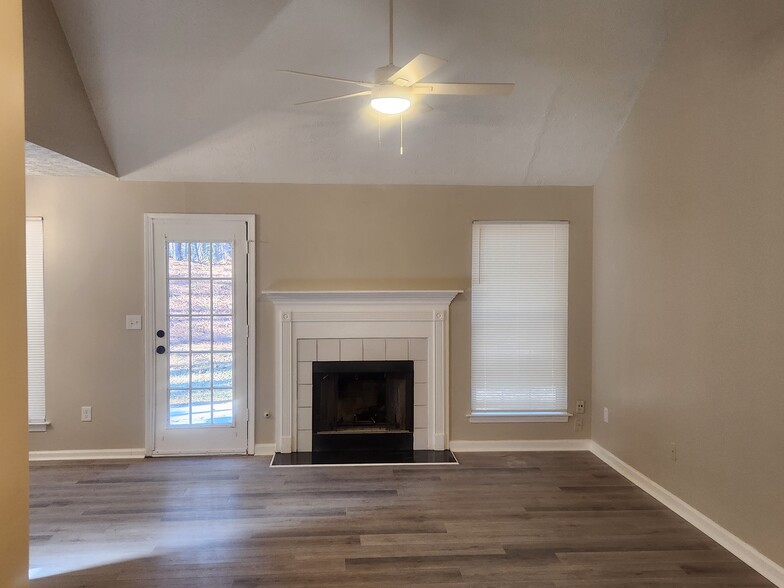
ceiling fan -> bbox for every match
[279,0,515,116]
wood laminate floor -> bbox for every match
[29,451,773,587]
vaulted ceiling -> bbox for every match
[48,0,681,185]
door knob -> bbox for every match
[156,345,166,355]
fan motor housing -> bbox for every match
[375,64,401,84]
[370,84,412,101]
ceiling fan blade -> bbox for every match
[294,91,371,106]
[388,54,447,86]
[413,82,515,96]
[278,70,375,89]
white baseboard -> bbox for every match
[449,439,591,452]
[590,441,784,588]
[253,443,276,456]
[29,448,146,461]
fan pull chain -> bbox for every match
[400,112,404,155]
[378,112,382,147]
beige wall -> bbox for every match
[26,179,592,451]
[593,0,784,567]
[23,0,115,175]
[1,0,30,585]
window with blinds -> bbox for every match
[471,221,569,419]
[27,217,47,429]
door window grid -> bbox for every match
[167,242,234,426]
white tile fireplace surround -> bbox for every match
[264,291,461,453]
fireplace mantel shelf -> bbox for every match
[263,290,462,305]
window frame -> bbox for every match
[27,216,49,431]
[469,220,571,423]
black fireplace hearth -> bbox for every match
[312,360,414,452]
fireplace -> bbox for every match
[264,290,461,453]
[312,360,414,452]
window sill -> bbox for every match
[467,412,571,423]
[29,421,50,432]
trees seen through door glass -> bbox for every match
[166,242,234,426]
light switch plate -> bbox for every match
[126,315,142,330]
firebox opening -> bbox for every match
[312,360,414,452]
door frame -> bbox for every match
[143,213,256,456]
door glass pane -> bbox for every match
[169,317,189,352]
[213,353,232,388]
[168,281,190,315]
[167,243,189,277]
[167,241,235,427]
[169,353,190,388]
[212,280,232,314]
[213,389,233,423]
[169,390,190,425]
[190,243,211,278]
[191,318,211,351]
[191,389,212,424]
[213,316,232,351]
[191,280,211,314]
[191,353,212,389]
[212,243,232,278]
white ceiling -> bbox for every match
[52,0,678,185]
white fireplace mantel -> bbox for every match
[264,290,461,453]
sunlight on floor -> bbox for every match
[28,524,247,580]
[29,542,157,579]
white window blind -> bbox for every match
[471,221,568,417]
[26,217,46,427]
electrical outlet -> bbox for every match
[81,406,92,422]
[576,400,585,414]
[670,442,677,462]
[574,416,583,432]
[125,315,142,330]
[603,407,609,423]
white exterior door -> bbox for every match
[147,214,253,455]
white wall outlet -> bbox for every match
[576,400,585,414]
[125,315,142,330]
[603,407,609,423]
[81,406,92,422]
[670,442,677,462]
[574,415,583,432]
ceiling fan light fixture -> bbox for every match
[370,85,412,114]
[370,96,411,115]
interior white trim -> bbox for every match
[590,441,784,588]
[264,290,461,305]
[245,219,257,455]
[143,213,257,456]
[265,290,461,453]
[143,216,155,456]
[28,421,51,432]
[450,439,591,452]
[29,448,146,461]
[467,412,571,423]
[254,443,276,456]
